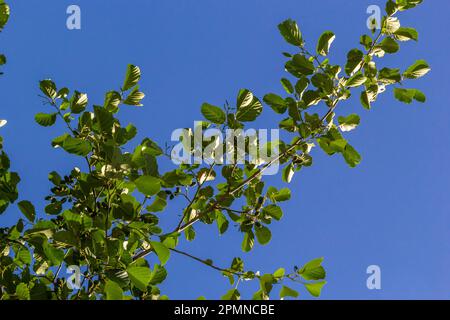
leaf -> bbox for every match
[42,242,64,266]
[345,49,363,75]
[263,94,287,114]
[15,283,30,300]
[295,77,309,96]
[62,136,92,156]
[34,113,57,127]
[338,114,360,132]
[262,205,283,221]
[394,27,418,41]
[278,19,303,46]
[305,281,326,297]
[39,80,57,99]
[16,248,31,265]
[343,144,361,168]
[94,105,114,133]
[286,54,315,77]
[149,264,168,285]
[235,89,263,122]
[345,72,367,88]
[298,257,326,280]
[135,175,161,196]
[394,88,426,104]
[123,64,141,91]
[216,211,229,235]
[45,202,62,215]
[18,200,35,222]
[282,163,295,183]
[382,17,400,34]
[221,288,240,300]
[316,31,335,56]
[123,87,145,106]
[241,231,254,252]
[378,37,399,54]
[396,0,423,11]
[150,241,170,265]
[403,60,431,79]
[0,1,10,31]
[104,91,122,112]
[104,280,123,300]
[378,68,401,84]
[70,91,88,114]
[126,266,152,291]
[268,187,291,202]
[255,225,271,245]
[280,285,299,299]
[280,78,294,94]
[201,103,226,124]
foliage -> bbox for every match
[0,0,429,300]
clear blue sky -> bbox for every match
[0,0,448,299]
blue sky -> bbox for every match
[0,0,449,299]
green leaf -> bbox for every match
[403,60,431,79]
[345,72,367,88]
[104,280,123,300]
[255,225,271,245]
[42,242,64,266]
[379,68,402,84]
[45,202,62,215]
[62,136,92,156]
[394,88,426,104]
[235,89,263,122]
[295,77,309,96]
[343,144,361,168]
[396,0,423,11]
[280,285,299,299]
[280,78,294,94]
[216,211,229,235]
[278,19,303,46]
[221,288,240,300]
[263,94,287,114]
[338,114,360,132]
[104,91,122,112]
[298,257,326,280]
[382,17,400,34]
[268,187,291,202]
[15,283,30,300]
[16,248,32,265]
[345,49,363,75]
[18,200,35,222]
[39,80,57,99]
[70,91,88,114]
[94,105,114,133]
[241,231,254,252]
[394,27,418,41]
[262,204,283,221]
[0,1,10,31]
[123,86,145,106]
[135,175,161,196]
[282,163,295,183]
[126,266,152,291]
[35,113,57,127]
[150,241,170,265]
[201,103,226,124]
[316,31,335,56]
[304,281,326,297]
[286,54,315,77]
[378,37,399,54]
[123,64,141,91]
